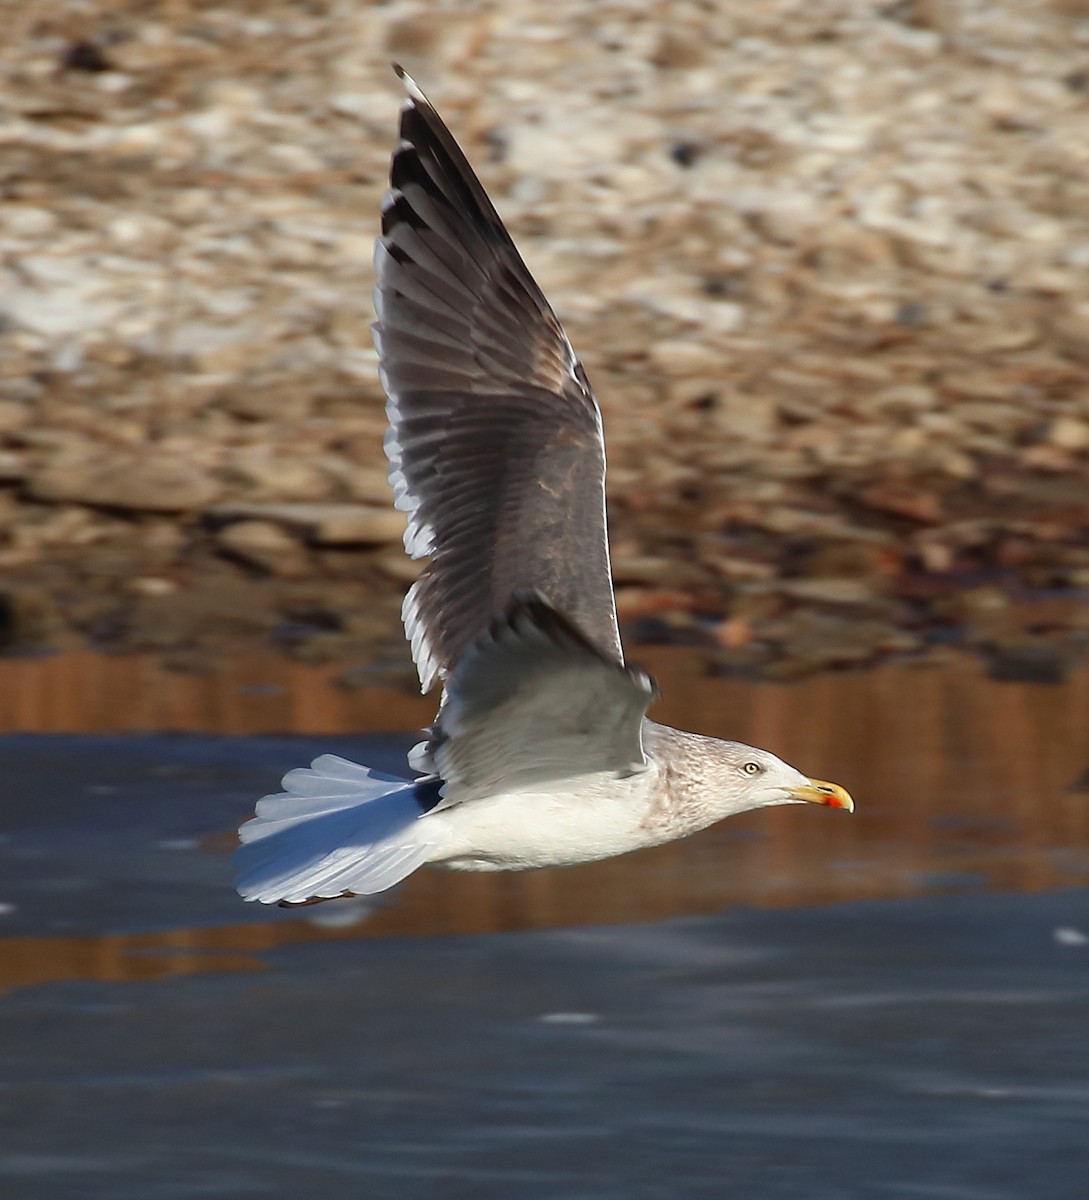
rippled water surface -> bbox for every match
[1,650,1088,1198]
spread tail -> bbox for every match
[235,754,436,904]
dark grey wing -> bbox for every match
[374,67,622,694]
[429,593,655,806]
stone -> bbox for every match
[0,453,28,482]
[372,546,421,584]
[859,482,942,524]
[127,577,178,597]
[1047,417,1089,452]
[207,503,406,545]
[333,463,396,506]
[0,402,29,434]
[222,388,314,423]
[28,460,221,512]
[216,520,311,578]
[0,586,67,648]
[612,587,692,622]
[611,556,706,586]
[712,616,752,649]
[227,456,331,502]
[778,578,876,605]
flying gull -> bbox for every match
[235,68,853,906]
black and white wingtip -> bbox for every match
[392,62,428,106]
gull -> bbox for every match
[235,68,853,906]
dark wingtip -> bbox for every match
[392,63,429,107]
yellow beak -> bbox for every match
[787,778,854,813]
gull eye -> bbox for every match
[742,761,762,776]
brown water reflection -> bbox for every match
[1,649,1088,991]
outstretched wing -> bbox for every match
[425,593,655,805]
[374,67,622,693]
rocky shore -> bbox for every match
[2,0,1089,679]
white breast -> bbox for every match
[421,767,662,872]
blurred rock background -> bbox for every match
[1,0,1088,678]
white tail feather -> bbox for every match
[235,755,435,904]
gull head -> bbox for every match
[717,743,854,817]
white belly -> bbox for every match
[421,770,660,872]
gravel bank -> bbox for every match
[2,0,1088,676]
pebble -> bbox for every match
[208,503,406,545]
[1046,417,1089,452]
[28,460,221,512]
[778,578,878,606]
[216,520,311,578]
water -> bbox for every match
[1,650,1088,1197]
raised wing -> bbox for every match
[427,593,655,805]
[374,67,622,693]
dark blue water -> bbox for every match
[1,735,1087,1199]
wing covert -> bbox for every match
[428,593,655,805]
